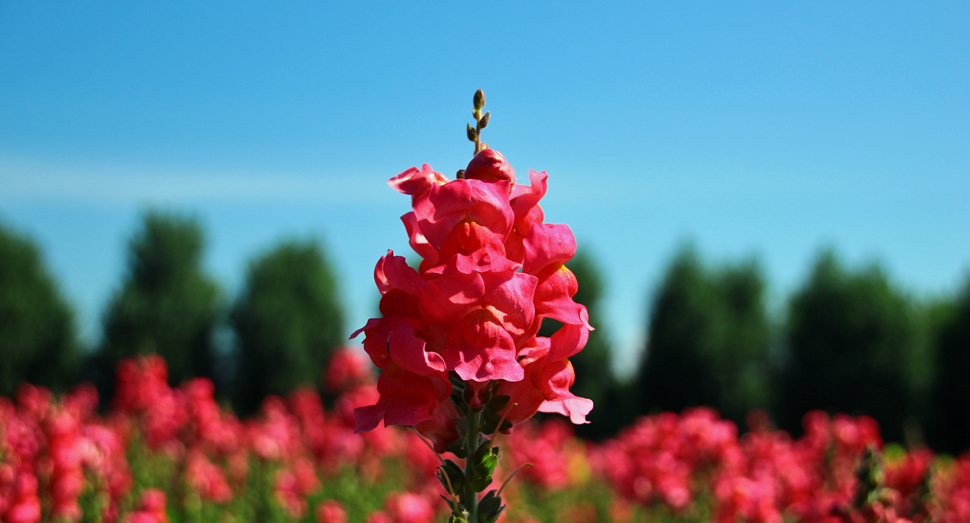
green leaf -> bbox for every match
[472,439,493,463]
[440,494,460,513]
[445,439,468,459]
[437,460,465,493]
[479,453,499,478]
[470,474,493,492]
[483,395,510,420]
[478,491,505,523]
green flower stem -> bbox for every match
[463,406,483,523]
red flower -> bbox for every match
[465,149,516,186]
[353,151,593,448]
[125,489,168,523]
[325,347,373,393]
[3,471,41,523]
[385,492,436,523]
[316,500,348,523]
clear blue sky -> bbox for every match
[2,2,968,377]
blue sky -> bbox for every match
[1,2,968,376]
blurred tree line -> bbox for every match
[0,211,344,418]
[633,246,970,453]
[1,213,969,453]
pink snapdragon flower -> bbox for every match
[352,151,593,450]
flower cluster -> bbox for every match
[505,418,589,491]
[589,408,970,523]
[1,383,131,523]
[0,351,432,523]
[352,149,594,450]
[3,354,970,523]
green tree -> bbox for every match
[926,275,970,453]
[779,250,918,442]
[231,240,344,415]
[635,247,772,428]
[98,211,222,389]
[0,222,79,396]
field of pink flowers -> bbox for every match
[2,349,968,523]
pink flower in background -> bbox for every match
[185,450,232,503]
[3,471,41,523]
[125,489,167,523]
[1,353,969,523]
[316,500,348,523]
[45,408,85,521]
[384,491,436,523]
[506,419,585,491]
[366,510,394,523]
[325,347,373,393]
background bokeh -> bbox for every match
[3,4,970,523]
[2,2,969,445]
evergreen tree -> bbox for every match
[927,275,970,453]
[98,211,222,390]
[636,247,771,428]
[0,222,79,396]
[231,239,344,415]
[779,250,917,442]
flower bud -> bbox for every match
[479,111,490,129]
[463,149,516,187]
[474,89,485,110]
[467,123,477,142]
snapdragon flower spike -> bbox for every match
[352,149,594,451]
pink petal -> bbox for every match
[521,223,577,275]
[419,272,485,326]
[353,365,439,431]
[443,311,524,382]
[375,251,424,296]
[353,403,385,433]
[534,358,594,424]
[546,321,591,362]
[350,317,381,340]
[388,323,447,377]
[413,179,514,250]
[534,266,591,328]
[388,164,447,198]
[482,271,538,340]
[401,212,439,265]
[510,169,548,231]
[538,397,594,425]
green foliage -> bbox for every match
[231,240,344,415]
[508,480,684,523]
[0,221,79,396]
[927,274,970,454]
[778,250,919,442]
[120,432,405,523]
[635,246,771,428]
[98,211,223,388]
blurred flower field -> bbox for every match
[2,349,968,523]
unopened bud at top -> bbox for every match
[463,149,516,187]
[474,89,485,111]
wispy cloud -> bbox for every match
[0,157,396,205]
